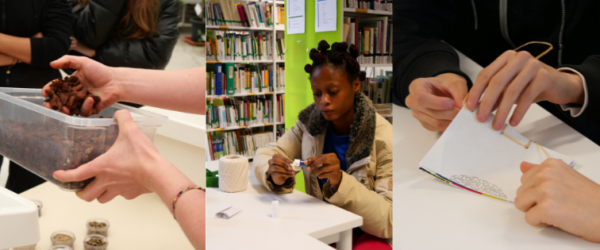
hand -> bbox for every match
[53,110,168,203]
[42,55,123,116]
[405,73,468,131]
[514,159,600,243]
[466,50,585,130]
[267,154,295,186]
[70,36,96,57]
[305,153,343,189]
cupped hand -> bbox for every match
[43,56,122,116]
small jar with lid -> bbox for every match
[51,230,76,248]
[84,234,108,250]
[86,217,110,236]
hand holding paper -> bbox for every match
[419,105,575,202]
[515,159,600,243]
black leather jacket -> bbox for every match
[71,0,179,70]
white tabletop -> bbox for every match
[16,126,203,250]
[394,51,600,249]
[205,161,362,250]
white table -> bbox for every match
[206,161,362,250]
[394,51,600,249]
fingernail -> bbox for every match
[467,100,474,109]
[493,122,502,130]
[477,113,486,122]
[444,100,453,109]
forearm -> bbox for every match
[150,159,204,249]
[0,53,15,67]
[115,67,205,114]
[0,34,31,64]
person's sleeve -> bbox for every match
[558,55,600,125]
[322,138,393,239]
[93,0,179,69]
[392,0,472,107]
[252,123,303,194]
[556,68,588,117]
[29,0,74,67]
[72,0,128,49]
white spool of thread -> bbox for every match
[219,155,249,193]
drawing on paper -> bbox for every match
[450,175,507,199]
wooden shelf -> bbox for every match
[343,8,393,16]
[207,60,274,64]
[206,123,276,132]
[207,91,283,98]
[207,25,274,31]
[360,64,393,68]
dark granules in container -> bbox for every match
[89,221,107,229]
[44,75,101,116]
[0,119,118,190]
[86,237,106,246]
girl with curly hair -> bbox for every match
[253,40,393,249]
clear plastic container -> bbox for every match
[51,230,75,248]
[48,245,73,250]
[0,88,167,191]
[83,234,108,250]
[86,218,109,236]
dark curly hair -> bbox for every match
[304,40,366,83]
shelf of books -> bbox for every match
[206,0,286,162]
[342,0,393,123]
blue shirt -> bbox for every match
[320,123,350,191]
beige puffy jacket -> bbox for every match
[253,93,393,245]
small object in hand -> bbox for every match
[44,75,101,116]
[83,234,108,250]
[51,230,76,248]
[87,218,110,236]
[291,159,308,173]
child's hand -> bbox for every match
[305,153,343,189]
[267,154,295,186]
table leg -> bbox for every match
[338,229,352,250]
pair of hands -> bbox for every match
[45,55,160,203]
[268,153,343,189]
[515,159,600,243]
[406,50,584,131]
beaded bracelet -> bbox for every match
[172,186,204,219]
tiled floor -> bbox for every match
[165,26,206,71]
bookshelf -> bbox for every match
[341,2,393,123]
[205,0,286,162]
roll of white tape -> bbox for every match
[219,155,249,193]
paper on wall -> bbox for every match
[419,106,575,202]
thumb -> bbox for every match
[53,157,101,183]
[445,82,468,109]
[49,55,86,71]
[520,161,537,174]
[114,110,135,134]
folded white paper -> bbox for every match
[216,205,242,219]
[419,106,575,202]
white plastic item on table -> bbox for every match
[0,88,168,191]
[218,155,249,193]
[0,187,39,250]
